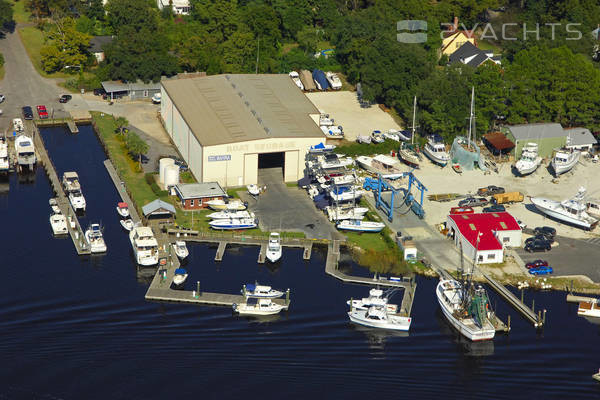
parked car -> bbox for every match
[525,235,553,246]
[528,266,553,275]
[59,94,72,103]
[477,185,505,196]
[458,197,489,208]
[0,94,5,103]
[22,106,33,120]
[525,239,551,252]
[93,88,106,96]
[526,259,549,269]
[482,204,506,213]
[534,226,556,238]
[36,105,48,119]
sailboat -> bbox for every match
[398,96,421,167]
[449,87,486,171]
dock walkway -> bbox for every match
[103,159,141,224]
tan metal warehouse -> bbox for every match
[160,74,325,187]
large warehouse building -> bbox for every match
[160,74,325,187]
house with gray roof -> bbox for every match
[448,42,500,68]
[89,36,114,63]
[101,80,163,101]
[142,199,176,220]
[565,128,597,151]
[174,182,227,210]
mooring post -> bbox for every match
[507,314,511,331]
[521,289,524,303]
[286,289,290,305]
[242,284,246,297]
[196,281,200,297]
[543,309,547,324]
[350,297,353,311]
[532,299,535,313]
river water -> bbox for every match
[0,126,598,399]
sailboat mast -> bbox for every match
[411,96,417,145]
[468,86,475,150]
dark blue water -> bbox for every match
[0,126,598,399]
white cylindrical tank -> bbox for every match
[164,164,179,187]
[159,158,175,184]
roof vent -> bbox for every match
[251,109,257,116]
[225,75,231,80]
[245,101,250,106]
[231,82,236,89]
[257,117,262,124]
[264,127,271,135]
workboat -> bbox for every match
[515,143,542,176]
[348,306,411,331]
[247,184,260,196]
[15,134,36,170]
[551,148,580,176]
[120,218,134,231]
[116,202,130,217]
[49,213,68,235]
[85,223,107,253]
[423,135,450,167]
[129,226,159,266]
[206,199,247,211]
[309,142,336,153]
[346,289,398,313]
[325,71,342,90]
[233,298,287,316]
[329,186,363,202]
[49,198,61,214]
[62,171,81,193]
[356,154,403,175]
[243,283,285,298]
[172,240,189,259]
[68,189,86,212]
[325,206,368,221]
[173,268,188,286]
[209,218,257,230]
[318,153,353,169]
[336,219,385,232]
[0,137,9,173]
[530,187,598,229]
[208,210,253,220]
[436,278,495,341]
[578,299,600,318]
[288,71,304,90]
[266,232,282,262]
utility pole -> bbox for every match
[255,37,260,74]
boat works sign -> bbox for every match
[208,155,231,162]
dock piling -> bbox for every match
[197,281,201,296]
[286,289,290,305]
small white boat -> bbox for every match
[399,143,421,167]
[325,206,367,221]
[49,213,68,235]
[243,283,285,298]
[233,298,287,316]
[247,184,260,196]
[120,218,134,231]
[551,148,580,176]
[206,199,247,211]
[346,289,398,313]
[116,202,130,217]
[209,218,257,230]
[0,137,9,173]
[336,219,385,232]
[348,306,411,331]
[172,240,189,259]
[383,130,401,142]
[62,171,81,193]
[329,186,363,202]
[530,187,598,229]
[423,135,450,167]
[320,125,344,138]
[515,142,542,176]
[173,268,188,286]
[325,72,342,90]
[318,154,354,169]
[266,232,282,262]
[371,130,385,143]
[356,135,372,144]
[68,190,86,212]
[319,114,334,127]
[208,210,253,219]
[309,142,336,153]
[85,223,107,253]
[289,71,304,90]
[15,134,36,169]
[49,198,61,214]
[578,300,600,318]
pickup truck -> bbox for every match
[458,197,489,208]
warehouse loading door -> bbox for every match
[258,152,284,181]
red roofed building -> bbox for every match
[446,211,522,264]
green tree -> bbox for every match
[40,18,91,73]
[115,116,128,134]
[125,130,149,166]
[106,0,157,33]
[85,0,105,21]
[296,26,322,54]
[190,0,239,42]
[0,0,14,30]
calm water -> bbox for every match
[0,126,598,399]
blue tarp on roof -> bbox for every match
[175,268,187,275]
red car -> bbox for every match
[526,259,549,269]
[36,105,48,119]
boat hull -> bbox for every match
[266,250,282,263]
[551,152,580,176]
[173,274,188,286]
[423,148,449,167]
[530,197,595,229]
[399,149,420,167]
[347,310,411,331]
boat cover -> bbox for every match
[312,142,326,149]
[118,202,128,208]
[175,268,187,275]
[246,283,256,291]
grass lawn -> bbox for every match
[0,65,4,80]
[10,0,30,24]
[335,139,400,157]
[18,26,77,79]
[179,170,196,183]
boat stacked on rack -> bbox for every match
[49,213,68,235]
[62,172,86,212]
[336,219,385,232]
[172,241,189,259]
[551,148,580,176]
[129,226,159,266]
[530,187,598,229]
[266,232,282,263]
[15,134,36,171]
[356,154,404,177]
[85,223,107,253]
[206,199,247,211]
[325,206,368,221]
[209,217,258,230]
[0,136,9,174]
[329,185,363,202]
[514,142,542,176]
[423,134,450,167]
[309,142,336,153]
[317,153,354,170]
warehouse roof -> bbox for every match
[161,74,324,146]
[565,128,597,147]
[507,123,565,141]
[174,182,226,200]
[102,80,161,93]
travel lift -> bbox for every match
[362,171,427,221]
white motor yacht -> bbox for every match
[15,134,36,170]
[129,226,159,266]
[515,143,542,176]
[68,189,86,212]
[348,306,411,331]
[62,171,81,193]
[346,289,398,313]
[551,148,580,176]
[49,214,68,235]
[120,218,134,231]
[173,268,188,286]
[172,240,189,259]
[266,232,282,262]
[85,223,107,253]
[423,135,450,167]
[0,137,9,173]
[325,71,342,90]
[208,210,253,220]
[247,184,260,196]
[530,187,598,229]
[116,202,130,217]
[243,283,285,298]
[233,298,287,316]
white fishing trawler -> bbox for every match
[129,226,159,266]
[233,298,287,316]
[423,134,450,167]
[515,143,542,176]
[530,187,598,229]
[551,148,580,176]
[265,232,282,263]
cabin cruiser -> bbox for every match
[49,213,68,235]
[243,283,285,298]
[85,223,107,253]
[578,299,600,318]
[120,218,134,231]
[62,172,81,193]
[173,268,188,286]
[129,226,159,266]
[325,72,342,90]
[530,187,598,229]
[172,240,189,259]
[551,148,580,176]
[329,186,363,202]
[233,298,287,316]
[317,153,353,169]
[15,135,36,170]
[0,137,9,173]
[208,210,253,220]
[206,199,247,211]
[356,154,403,176]
[336,219,385,232]
[265,232,282,262]
[209,218,257,230]
[289,71,304,90]
[423,135,450,167]
[514,142,542,176]
[348,306,411,331]
[68,189,86,212]
[325,206,368,221]
[116,202,130,217]
[346,289,398,313]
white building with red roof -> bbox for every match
[446,211,522,264]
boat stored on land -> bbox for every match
[173,241,189,259]
[116,202,130,217]
[209,218,257,230]
[247,184,260,196]
[289,71,304,90]
[85,223,107,253]
[551,149,580,176]
[233,298,287,316]
[356,154,403,176]
[316,154,353,169]
[325,206,368,221]
[423,135,450,167]
[530,187,598,229]
[15,135,36,170]
[348,306,411,331]
[399,96,421,167]
[129,226,159,266]
[266,232,282,263]
[329,186,363,202]
[173,268,188,286]
[207,210,253,220]
[49,198,61,214]
[62,172,81,193]
[12,118,24,132]
[49,214,68,235]
[325,71,342,90]
[206,199,247,211]
[515,143,542,176]
[243,283,285,298]
[336,219,385,232]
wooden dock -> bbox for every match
[66,119,78,134]
[303,242,312,260]
[215,241,227,261]
[103,159,141,224]
[258,243,267,263]
[33,130,90,255]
